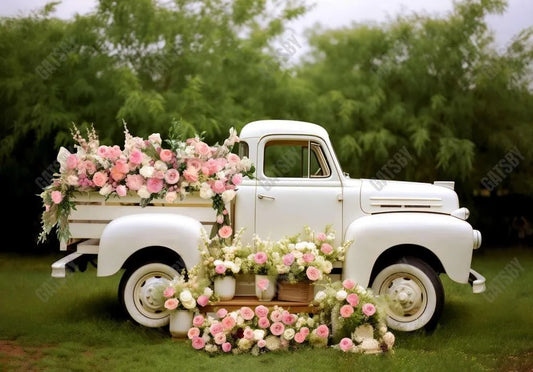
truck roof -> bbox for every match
[240,120,330,140]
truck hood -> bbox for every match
[359,179,459,215]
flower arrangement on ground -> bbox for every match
[313,280,395,353]
[160,270,213,312]
[38,121,255,243]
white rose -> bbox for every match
[199,183,214,199]
[306,318,315,327]
[253,329,265,341]
[314,291,326,302]
[154,160,168,171]
[67,175,79,186]
[323,261,333,274]
[141,153,151,165]
[283,328,295,341]
[214,259,223,266]
[179,289,193,302]
[165,191,178,203]
[137,186,151,199]
[99,184,113,196]
[221,189,236,203]
[295,242,306,250]
[236,316,244,326]
[139,165,154,178]
[336,290,347,301]
[148,133,162,145]
[383,332,395,348]
[216,171,226,180]
[203,287,213,297]
[182,299,196,310]
[238,157,252,171]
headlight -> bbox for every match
[451,207,470,220]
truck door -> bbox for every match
[254,135,343,245]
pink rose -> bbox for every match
[257,339,266,348]
[187,159,202,170]
[255,305,269,318]
[294,332,306,343]
[362,303,376,316]
[343,279,356,290]
[257,278,269,291]
[97,146,108,158]
[347,293,359,307]
[282,254,294,266]
[340,305,354,318]
[66,154,78,169]
[129,149,143,165]
[115,159,129,174]
[339,337,353,352]
[215,264,226,274]
[231,173,243,186]
[116,185,127,197]
[110,145,122,159]
[270,322,285,336]
[197,295,209,307]
[227,153,240,164]
[164,169,180,184]
[258,317,270,329]
[51,191,63,204]
[110,166,125,182]
[126,174,144,190]
[282,311,296,325]
[243,328,254,340]
[217,308,228,319]
[183,168,198,183]
[193,315,205,327]
[92,171,108,187]
[163,286,175,298]
[164,298,179,310]
[211,180,226,194]
[306,266,322,281]
[270,310,282,322]
[303,253,315,263]
[191,336,205,350]
[146,177,163,193]
[222,316,235,330]
[187,327,200,340]
[222,342,232,352]
[159,149,173,162]
[254,252,267,265]
[218,225,233,239]
[320,243,333,255]
[299,327,309,336]
[195,141,210,156]
[214,332,227,345]
[210,322,224,336]
[85,160,96,175]
[240,307,254,321]
[316,232,327,241]
[316,325,329,338]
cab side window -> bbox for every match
[263,140,330,178]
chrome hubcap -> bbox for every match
[134,272,172,318]
[380,273,426,321]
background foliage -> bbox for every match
[1,0,531,251]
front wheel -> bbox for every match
[119,262,181,328]
[371,257,444,332]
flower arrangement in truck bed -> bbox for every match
[38,123,255,243]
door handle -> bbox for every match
[258,194,276,201]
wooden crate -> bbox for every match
[277,281,314,303]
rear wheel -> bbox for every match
[371,257,444,332]
[118,262,181,328]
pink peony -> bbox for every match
[163,286,175,298]
[257,339,266,348]
[51,191,63,204]
[257,278,269,291]
[164,169,180,184]
[116,185,127,197]
[231,173,243,186]
[215,264,226,274]
[270,322,285,336]
[258,317,270,329]
[306,266,322,281]
[159,149,173,162]
[294,332,306,343]
[193,315,205,327]
[300,327,309,336]
[214,332,227,345]
[347,293,359,307]
[217,308,228,319]
[282,312,296,326]
[92,171,108,187]
[343,279,356,290]
[362,303,376,316]
[191,336,205,350]
[270,310,282,322]
[222,342,232,352]
[187,159,202,170]
[254,252,267,265]
[218,225,233,239]
[340,305,354,318]
[146,177,163,193]
[187,327,200,340]
[320,243,333,255]
[195,141,210,156]
[303,253,315,263]
[316,232,327,241]
[243,328,254,340]
[222,316,235,330]
[129,149,143,165]
[339,337,353,352]
[227,153,240,164]
[210,322,224,336]
[183,168,198,183]
[240,307,254,321]
[66,154,78,169]
[126,174,144,190]
[255,305,269,318]
[316,325,329,338]
[197,295,209,307]
[164,298,179,310]
[282,254,294,266]
[211,180,226,194]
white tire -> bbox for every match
[119,262,180,328]
[371,257,444,332]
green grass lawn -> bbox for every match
[1,248,532,372]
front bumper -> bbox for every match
[469,268,486,293]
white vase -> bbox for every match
[169,310,193,338]
[214,276,236,301]
[255,274,277,301]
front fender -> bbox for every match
[97,213,203,277]
[343,213,475,287]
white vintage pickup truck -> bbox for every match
[51,120,485,332]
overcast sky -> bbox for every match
[1,0,531,49]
